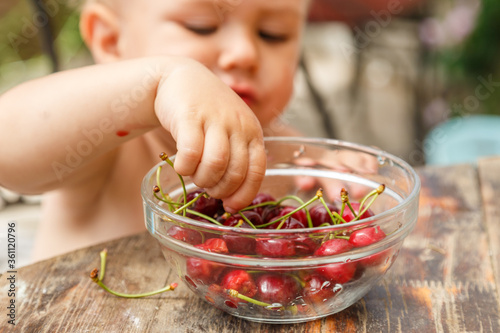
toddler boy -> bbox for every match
[0,0,310,260]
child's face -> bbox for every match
[115,0,309,126]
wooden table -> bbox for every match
[2,158,500,332]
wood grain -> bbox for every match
[478,157,500,306]
[1,161,500,332]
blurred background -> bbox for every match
[0,0,498,266]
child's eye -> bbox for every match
[259,31,288,43]
[186,25,218,35]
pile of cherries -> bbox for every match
[154,153,390,314]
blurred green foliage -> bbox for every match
[0,0,90,92]
[444,0,500,116]
[453,0,500,78]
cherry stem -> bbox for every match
[238,201,278,212]
[173,192,206,214]
[237,194,314,227]
[318,196,346,225]
[238,213,257,229]
[155,166,175,211]
[185,209,223,225]
[341,188,358,219]
[90,249,178,298]
[153,192,183,208]
[351,184,385,223]
[226,289,284,310]
[274,194,314,227]
[257,191,321,229]
[99,248,107,281]
[287,273,306,288]
[160,153,187,216]
[334,235,350,240]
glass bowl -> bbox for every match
[141,137,420,324]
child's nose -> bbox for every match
[218,29,259,73]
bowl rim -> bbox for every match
[141,137,421,236]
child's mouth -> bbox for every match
[238,94,254,106]
[231,86,256,107]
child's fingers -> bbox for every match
[173,121,204,176]
[221,138,266,212]
[190,127,230,188]
[204,134,248,202]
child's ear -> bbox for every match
[79,3,121,63]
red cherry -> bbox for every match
[196,238,228,254]
[349,226,388,267]
[206,283,224,304]
[342,202,374,223]
[224,236,256,255]
[269,216,306,230]
[261,205,283,223]
[348,226,386,247]
[186,257,224,285]
[250,193,276,215]
[316,261,356,284]
[186,239,228,284]
[185,189,223,218]
[222,211,263,227]
[314,238,353,256]
[220,212,258,254]
[314,238,356,284]
[302,274,337,305]
[294,237,320,255]
[255,238,296,257]
[221,270,257,301]
[279,206,307,226]
[309,203,338,227]
[255,274,300,305]
[222,233,256,255]
[359,248,393,267]
[167,225,202,245]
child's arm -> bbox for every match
[0,56,266,211]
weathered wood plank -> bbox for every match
[1,233,171,332]
[389,164,493,284]
[478,157,500,307]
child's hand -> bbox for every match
[294,149,379,201]
[155,59,266,212]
